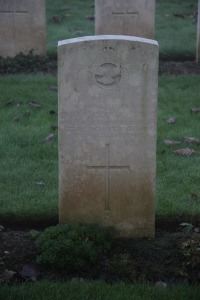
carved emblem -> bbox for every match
[95,63,121,87]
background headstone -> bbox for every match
[58,35,158,237]
[95,0,155,38]
[0,0,46,58]
[197,0,200,62]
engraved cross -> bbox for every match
[1,0,28,14]
[86,144,129,211]
[112,1,139,33]
[1,0,28,40]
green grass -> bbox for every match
[0,281,200,300]
[0,74,200,224]
[0,75,58,223]
[156,0,197,60]
[45,0,198,59]
[157,75,200,220]
[46,0,94,56]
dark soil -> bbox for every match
[159,61,200,75]
[0,52,200,75]
[0,225,200,285]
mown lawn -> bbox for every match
[0,281,200,300]
[0,74,200,224]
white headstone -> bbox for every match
[58,35,158,237]
[95,0,155,39]
[0,0,46,58]
[196,0,200,62]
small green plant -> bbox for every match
[36,223,114,271]
[0,52,57,74]
[179,239,200,282]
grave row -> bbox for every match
[0,0,200,61]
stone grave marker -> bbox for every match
[0,0,46,58]
[95,0,155,38]
[197,0,200,62]
[58,35,158,237]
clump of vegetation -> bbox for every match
[36,223,115,271]
[0,51,57,74]
[179,238,200,283]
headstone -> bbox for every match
[0,0,46,58]
[95,0,155,39]
[197,0,200,62]
[58,35,158,237]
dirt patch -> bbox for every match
[159,61,200,75]
[0,226,200,285]
[0,53,200,76]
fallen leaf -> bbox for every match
[29,101,41,109]
[174,148,197,156]
[191,192,198,198]
[164,140,181,146]
[49,110,56,115]
[5,100,14,106]
[49,85,58,92]
[34,181,45,185]
[0,225,5,231]
[180,223,193,233]
[155,281,167,288]
[24,111,31,117]
[183,136,200,144]
[51,15,63,23]
[180,222,193,227]
[13,116,20,123]
[166,117,176,124]
[85,15,95,21]
[2,270,22,283]
[61,5,71,11]
[50,125,58,130]
[45,133,54,143]
[173,12,185,18]
[74,30,84,36]
[190,108,200,113]
[19,264,40,279]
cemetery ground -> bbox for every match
[0,0,200,298]
[0,74,200,299]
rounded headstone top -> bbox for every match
[58,35,158,47]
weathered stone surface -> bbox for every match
[0,0,46,58]
[197,0,200,62]
[95,0,155,38]
[58,35,158,237]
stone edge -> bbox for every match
[58,35,159,47]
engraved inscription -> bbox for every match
[1,9,28,13]
[1,0,28,13]
[95,63,121,87]
[86,144,130,211]
[112,0,139,33]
